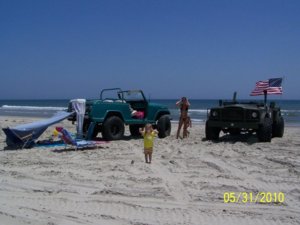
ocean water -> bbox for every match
[0,99,300,126]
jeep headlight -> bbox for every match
[212,111,218,117]
[252,112,258,118]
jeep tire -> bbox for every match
[157,115,171,138]
[205,121,221,141]
[102,116,124,140]
[272,117,284,138]
[257,118,272,142]
[229,128,241,136]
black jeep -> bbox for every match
[205,92,284,142]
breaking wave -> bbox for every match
[1,105,67,111]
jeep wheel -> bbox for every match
[272,117,284,138]
[257,118,272,142]
[129,125,142,137]
[205,122,220,141]
[229,128,240,136]
[157,115,171,138]
[102,116,124,140]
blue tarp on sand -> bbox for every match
[2,111,74,149]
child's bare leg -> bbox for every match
[176,119,183,139]
[186,130,190,137]
[149,153,152,163]
[144,153,148,163]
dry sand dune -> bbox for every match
[0,116,300,225]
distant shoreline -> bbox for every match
[1,98,300,101]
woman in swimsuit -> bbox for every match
[176,97,190,139]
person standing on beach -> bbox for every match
[176,97,191,139]
[139,124,158,164]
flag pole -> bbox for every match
[264,90,268,106]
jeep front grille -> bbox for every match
[221,108,244,121]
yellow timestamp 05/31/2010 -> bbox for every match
[223,192,285,204]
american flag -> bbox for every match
[250,78,283,96]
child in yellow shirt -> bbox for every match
[139,124,158,164]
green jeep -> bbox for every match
[68,88,171,140]
[205,92,284,142]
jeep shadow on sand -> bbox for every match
[205,92,284,142]
[68,88,171,141]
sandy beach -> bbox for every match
[0,116,300,225]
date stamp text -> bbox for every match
[223,192,285,204]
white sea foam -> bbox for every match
[171,119,204,124]
[281,109,300,113]
[188,109,208,113]
[173,108,300,114]
[170,109,208,114]
[191,119,204,122]
[1,105,67,111]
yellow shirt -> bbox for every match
[143,131,156,149]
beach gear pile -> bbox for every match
[2,111,74,149]
[2,99,103,150]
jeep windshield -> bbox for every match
[222,101,265,107]
[121,90,146,102]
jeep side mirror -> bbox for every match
[233,91,237,102]
[219,100,223,106]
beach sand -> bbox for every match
[0,116,300,225]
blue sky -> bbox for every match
[0,0,299,99]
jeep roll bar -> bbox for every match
[100,88,122,100]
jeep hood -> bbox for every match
[148,103,168,109]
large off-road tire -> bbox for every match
[205,121,221,141]
[129,125,143,137]
[102,116,125,140]
[157,115,171,138]
[229,128,241,136]
[272,117,284,138]
[257,118,272,142]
